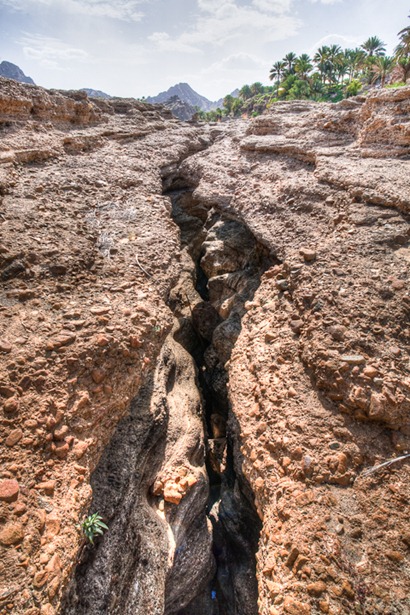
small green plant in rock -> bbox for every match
[80,512,108,544]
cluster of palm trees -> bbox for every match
[269,27,410,101]
[197,17,410,121]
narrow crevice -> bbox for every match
[61,147,276,615]
[163,171,276,615]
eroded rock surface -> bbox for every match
[0,76,409,615]
[180,89,410,615]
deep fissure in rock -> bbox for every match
[61,156,273,615]
[164,171,274,614]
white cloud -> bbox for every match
[308,32,361,54]
[309,0,342,4]
[203,52,266,73]
[166,0,300,50]
[148,31,201,54]
[1,0,146,21]
[19,34,89,68]
[252,0,292,13]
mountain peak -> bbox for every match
[0,61,35,85]
[146,83,215,112]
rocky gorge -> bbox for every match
[0,76,409,615]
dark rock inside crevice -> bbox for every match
[164,174,276,615]
[60,374,171,615]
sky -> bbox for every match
[0,0,409,100]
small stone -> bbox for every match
[341,580,355,599]
[363,365,378,378]
[300,248,316,262]
[0,385,17,398]
[35,480,56,495]
[129,335,142,348]
[45,515,61,538]
[95,335,110,347]
[0,340,12,353]
[401,532,410,547]
[73,440,89,459]
[0,479,19,502]
[53,425,68,440]
[391,279,405,290]
[290,319,303,334]
[385,550,404,562]
[163,483,183,505]
[276,279,289,291]
[329,442,340,450]
[90,306,111,315]
[307,581,327,596]
[283,596,311,615]
[3,397,19,413]
[33,570,49,588]
[0,522,24,545]
[6,428,23,447]
[340,354,365,365]
[13,501,27,516]
[53,442,69,459]
[285,546,299,568]
[328,325,345,341]
[46,332,76,350]
[91,368,106,384]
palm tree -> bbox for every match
[345,48,366,81]
[269,61,285,82]
[223,94,235,114]
[314,46,331,83]
[250,82,264,96]
[372,55,395,87]
[327,44,343,82]
[239,84,252,100]
[294,54,313,80]
[269,61,285,95]
[395,15,410,81]
[282,52,297,75]
[361,36,386,57]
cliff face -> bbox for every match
[0,76,409,615]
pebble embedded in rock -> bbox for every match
[0,339,12,353]
[307,580,327,596]
[6,428,23,447]
[0,522,24,545]
[300,248,317,262]
[0,479,20,502]
[340,354,365,365]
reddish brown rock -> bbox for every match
[5,428,23,446]
[0,522,24,545]
[0,479,19,502]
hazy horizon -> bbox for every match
[0,0,408,100]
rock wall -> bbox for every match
[181,89,410,614]
[0,76,207,614]
[0,76,409,615]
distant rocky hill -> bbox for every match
[146,82,216,111]
[80,88,111,99]
[161,95,197,121]
[0,61,35,85]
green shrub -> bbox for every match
[80,513,108,544]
